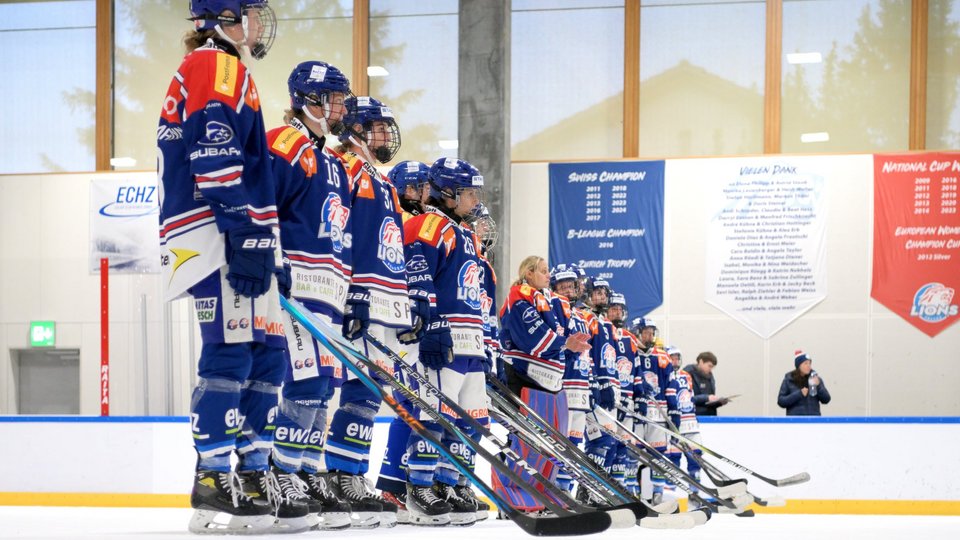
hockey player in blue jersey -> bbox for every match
[396,158,492,526]
[374,159,436,524]
[321,96,406,528]
[631,316,675,506]
[497,257,591,513]
[606,292,642,495]
[264,60,357,530]
[579,276,620,505]
[664,347,706,507]
[158,0,284,534]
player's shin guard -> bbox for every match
[193,343,254,471]
[377,414,413,495]
[271,397,319,473]
[301,407,329,474]
[610,442,629,488]
[236,344,286,472]
[326,379,380,476]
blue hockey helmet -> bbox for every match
[608,291,626,308]
[189,0,276,59]
[339,96,401,164]
[387,161,430,194]
[428,157,484,203]
[288,61,351,109]
[549,263,579,289]
[629,316,657,335]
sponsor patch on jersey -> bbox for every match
[199,121,234,146]
[321,193,350,253]
[456,260,482,310]
[194,297,217,323]
[227,319,239,331]
[214,53,237,97]
[406,254,429,273]
[377,217,405,273]
[417,214,445,244]
[521,306,539,325]
[271,127,302,155]
[911,282,958,323]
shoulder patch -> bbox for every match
[270,127,306,156]
[214,52,238,97]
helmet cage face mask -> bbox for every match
[364,120,401,164]
[339,97,402,164]
[464,204,498,251]
[191,1,277,60]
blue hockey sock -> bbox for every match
[376,414,413,494]
[325,379,379,474]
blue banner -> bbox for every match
[549,161,664,317]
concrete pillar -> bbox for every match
[459,0,511,287]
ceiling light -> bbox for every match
[110,157,137,168]
[367,65,389,77]
[438,140,459,150]
[800,132,830,143]
[787,52,823,64]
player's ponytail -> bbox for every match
[512,256,545,288]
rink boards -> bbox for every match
[0,416,957,515]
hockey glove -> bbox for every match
[419,319,454,370]
[481,346,494,375]
[399,288,431,344]
[598,381,617,410]
[276,255,292,299]
[342,285,371,340]
[225,225,277,298]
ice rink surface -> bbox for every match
[2,507,959,540]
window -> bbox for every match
[369,0,458,164]
[512,1,625,161]
[782,0,911,153]
[0,1,95,173]
[926,0,960,149]
[639,0,765,158]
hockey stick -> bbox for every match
[651,405,784,508]
[622,405,811,488]
[590,408,741,509]
[485,392,696,530]
[358,332,638,528]
[280,297,612,536]
[485,376,707,527]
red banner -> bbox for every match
[872,153,960,337]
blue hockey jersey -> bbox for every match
[334,150,410,329]
[500,284,570,392]
[158,40,279,300]
[267,119,352,316]
[547,292,594,412]
[403,208,485,359]
[666,369,699,434]
[638,344,675,422]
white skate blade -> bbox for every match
[638,513,695,529]
[270,515,313,534]
[475,509,490,521]
[316,510,353,530]
[409,511,452,527]
[605,508,637,529]
[350,511,381,529]
[395,508,410,525]
[449,511,476,527]
[687,510,709,526]
[651,498,679,514]
[379,510,398,528]
[188,509,274,535]
[716,481,748,499]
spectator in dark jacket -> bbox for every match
[778,350,831,416]
[682,352,726,416]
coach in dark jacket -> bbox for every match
[683,352,725,416]
[777,350,831,416]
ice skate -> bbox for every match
[381,490,411,525]
[188,470,273,535]
[238,468,315,533]
[297,471,353,530]
[454,484,489,521]
[405,482,452,526]
[324,471,385,529]
[432,482,476,526]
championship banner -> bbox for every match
[872,153,960,337]
[548,161,664,316]
[89,173,161,274]
[703,158,828,338]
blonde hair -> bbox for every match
[512,256,545,287]
[183,29,217,53]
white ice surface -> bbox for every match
[2,507,959,540]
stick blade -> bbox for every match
[774,472,811,487]
[511,510,612,536]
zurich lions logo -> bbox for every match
[321,193,350,253]
[457,260,482,310]
[199,121,234,146]
[480,290,493,331]
[617,357,633,384]
[643,371,659,391]
[601,343,617,371]
[575,353,591,377]
[911,282,958,323]
[377,217,405,273]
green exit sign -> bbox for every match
[29,321,56,347]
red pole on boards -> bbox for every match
[100,257,109,416]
